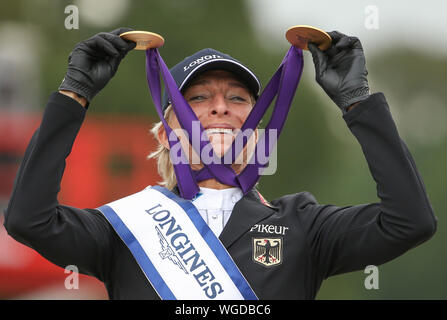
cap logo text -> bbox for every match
[183,54,223,72]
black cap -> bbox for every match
[162,48,260,112]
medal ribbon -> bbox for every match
[145,46,303,199]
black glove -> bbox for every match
[58,27,136,103]
[308,31,370,112]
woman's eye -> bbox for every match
[189,95,206,101]
[230,96,247,102]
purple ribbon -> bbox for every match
[145,46,303,200]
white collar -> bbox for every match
[192,187,243,211]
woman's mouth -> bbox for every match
[205,128,235,136]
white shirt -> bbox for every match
[191,187,243,237]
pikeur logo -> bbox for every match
[250,224,289,235]
[183,54,223,72]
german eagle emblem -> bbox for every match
[252,238,282,267]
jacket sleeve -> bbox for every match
[299,93,437,279]
[3,92,114,282]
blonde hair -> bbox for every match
[148,105,177,190]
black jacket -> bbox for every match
[4,92,437,299]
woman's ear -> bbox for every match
[157,125,170,150]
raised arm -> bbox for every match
[3,28,136,280]
[302,32,437,278]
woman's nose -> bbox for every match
[210,95,229,116]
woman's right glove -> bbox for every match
[58,27,136,103]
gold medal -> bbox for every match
[120,31,165,50]
[285,25,332,51]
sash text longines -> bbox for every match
[146,203,224,299]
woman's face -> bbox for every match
[160,70,257,173]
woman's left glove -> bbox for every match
[308,31,370,112]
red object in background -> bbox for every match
[61,114,160,208]
[0,111,160,299]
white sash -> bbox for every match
[97,185,257,300]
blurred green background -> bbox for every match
[0,0,445,299]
